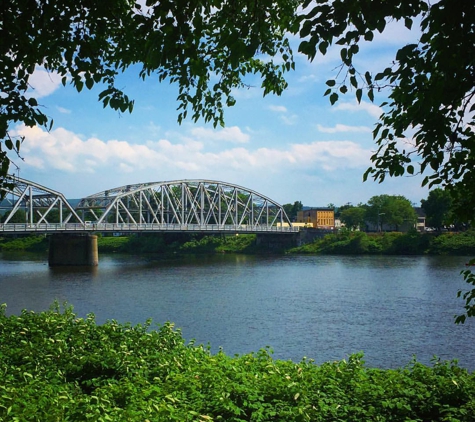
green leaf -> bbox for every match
[318,41,328,55]
[329,92,339,105]
[364,71,372,85]
[326,79,336,87]
[356,89,362,103]
[340,48,347,61]
[85,77,94,90]
[368,89,374,102]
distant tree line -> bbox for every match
[285,187,472,233]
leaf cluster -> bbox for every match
[1,0,299,187]
[1,304,475,421]
[299,1,475,219]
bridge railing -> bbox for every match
[0,223,299,233]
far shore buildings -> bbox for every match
[296,208,335,230]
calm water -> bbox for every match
[1,252,474,370]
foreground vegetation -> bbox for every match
[2,230,475,256]
[1,305,474,422]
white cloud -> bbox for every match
[190,126,250,144]
[269,105,288,113]
[288,140,370,170]
[267,104,297,125]
[56,106,71,114]
[13,124,429,206]
[317,124,372,134]
[13,125,371,179]
[280,114,298,125]
[27,67,63,98]
[333,101,383,118]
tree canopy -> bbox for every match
[421,188,452,232]
[283,201,303,221]
[3,0,475,206]
[366,194,416,232]
[0,0,298,188]
[299,0,475,206]
[340,206,366,231]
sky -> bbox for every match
[9,18,429,208]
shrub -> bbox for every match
[0,235,48,252]
[428,230,475,255]
[1,304,475,421]
[97,236,130,252]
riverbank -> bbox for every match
[1,305,474,421]
[1,230,475,256]
[289,229,475,256]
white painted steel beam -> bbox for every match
[1,179,296,233]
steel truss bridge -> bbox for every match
[0,176,297,234]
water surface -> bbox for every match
[1,252,473,369]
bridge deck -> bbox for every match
[0,223,299,234]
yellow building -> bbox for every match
[296,208,335,229]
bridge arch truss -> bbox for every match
[76,180,294,232]
[0,175,83,226]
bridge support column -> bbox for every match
[48,234,99,266]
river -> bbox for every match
[1,252,474,370]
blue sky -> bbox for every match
[11,19,429,207]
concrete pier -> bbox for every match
[48,234,99,266]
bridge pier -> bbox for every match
[48,234,99,267]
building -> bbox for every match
[414,207,426,232]
[296,208,335,229]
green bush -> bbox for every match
[0,235,48,252]
[97,236,130,252]
[1,304,475,421]
[428,230,475,255]
[290,230,475,256]
[180,234,257,253]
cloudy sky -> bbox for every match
[10,19,429,207]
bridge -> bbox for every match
[0,176,297,265]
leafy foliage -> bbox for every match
[289,230,475,256]
[299,1,475,198]
[340,206,366,231]
[429,230,475,256]
[1,305,475,421]
[366,195,416,231]
[181,234,258,253]
[282,201,303,221]
[456,258,475,324]
[1,209,26,223]
[0,235,48,252]
[1,0,298,189]
[421,188,453,231]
